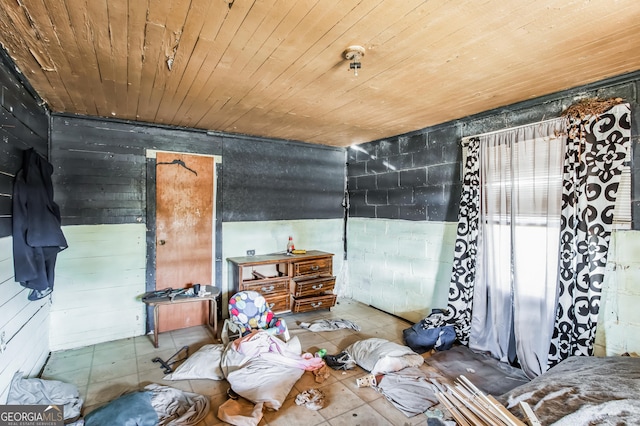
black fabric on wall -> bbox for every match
[12,148,67,299]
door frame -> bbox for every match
[144,149,223,334]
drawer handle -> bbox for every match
[268,302,275,310]
[311,284,323,290]
[311,302,323,308]
[261,285,275,293]
[311,265,320,271]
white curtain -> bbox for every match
[469,118,566,378]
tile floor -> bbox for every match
[41,298,446,425]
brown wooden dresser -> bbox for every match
[227,250,336,314]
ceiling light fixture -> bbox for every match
[343,45,365,77]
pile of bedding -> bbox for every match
[344,337,448,417]
[83,384,209,426]
[8,371,84,423]
[220,329,323,410]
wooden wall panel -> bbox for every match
[0,50,49,237]
[0,237,50,404]
[50,114,346,225]
[0,49,51,403]
[49,224,146,351]
[221,135,345,222]
[50,115,222,226]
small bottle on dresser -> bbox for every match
[287,236,295,254]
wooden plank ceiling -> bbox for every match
[1,0,639,147]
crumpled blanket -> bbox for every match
[7,371,83,422]
[300,319,361,332]
[375,367,446,417]
[83,384,209,426]
[146,384,209,425]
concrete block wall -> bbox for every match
[347,218,457,323]
[347,125,461,222]
[597,230,640,356]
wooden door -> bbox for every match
[155,152,214,332]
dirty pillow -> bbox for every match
[163,344,225,381]
[345,338,423,375]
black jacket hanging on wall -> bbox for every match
[12,148,68,298]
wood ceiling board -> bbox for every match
[45,0,100,115]
[106,0,130,117]
[234,0,320,83]
[222,4,472,135]
[186,4,302,126]
[252,2,504,122]
[220,0,300,77]
[20,0,92,114]
[442,25,640,104]
[144,29,180,120]
[153,0,214,121]
[63,0,111,116]
[135,0,178,119]
[86,0,118,116]
[136,21,166,120]
[144,0,194,119]
[162,37,219,124]
[237,0,385,114]
[345,25,640,126]
[126,0,148,118]
[206,0,345,121]
[172,0,254,125]
[146,0,173,25]
[218,106,363,147]
[182,0,283,126]
[0,1,70,110]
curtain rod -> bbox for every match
[461,116,565,144]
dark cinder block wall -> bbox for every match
[348,71,640,230]
[348,126,461,222]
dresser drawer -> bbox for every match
[292,276,335,298]
[291,293,336,313]
[241,277,289,296]
[293,257,332,278]
[266,294,291,313]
